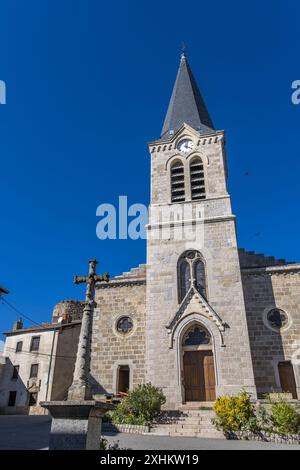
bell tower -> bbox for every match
[145,53,256,406]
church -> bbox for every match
[1,53,300,414]
[89,52,300,407]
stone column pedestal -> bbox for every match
[40,401,114,450]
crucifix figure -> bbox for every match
[68,259,110,401]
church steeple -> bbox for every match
[161,53,215,139]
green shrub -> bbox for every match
[111,383,166,426]
[270,399,300,435]
[255,404,272,433]
[213,391,257,432]
[213,391,300,436]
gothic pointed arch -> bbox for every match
[182,323,212,347]
[166,288,226,349]
[177,250,207,303]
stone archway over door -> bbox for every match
[182,324,216,402]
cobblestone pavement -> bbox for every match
[0,416,299,450]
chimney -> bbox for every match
[13,318,23,331]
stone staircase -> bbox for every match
[149,404,224,439]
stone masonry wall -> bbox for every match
[242,266,300,398]
[52,300,85,323]
[146,126,256,407]
[90,280,146,395]
[51,322,81,400]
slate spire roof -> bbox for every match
[161,53,215,139]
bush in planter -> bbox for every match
[269,399,300,435]
[213,391,257,432]
[111,383,166,426]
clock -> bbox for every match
[177,139,194,153]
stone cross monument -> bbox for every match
[41,259,113,450]
[68,259,109,401]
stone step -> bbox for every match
[155,424,208,431]
[170,431,224,439]
[175,418,212,425]
[150,428,224,439]
[181,410,215,417]
[150,406,223,439]
[179,402,214,409]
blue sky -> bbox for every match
[0,0,299,338]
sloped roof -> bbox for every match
[161,53,214,140]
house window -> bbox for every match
[16,341,23,353]
[30,364,39,379]
[190,158,206,200]
[30,336,40,352]
[178,251,207,303]
[12,365,19,380]
[171,160,185,202]
[8,391,17,407]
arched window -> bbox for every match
[171,160,185,202]
[194,258,206,299]
[178,251,207,303]
[190,157,206,200]
[183,325,211,347]
[179,259,190,302]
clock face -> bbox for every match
[177,139,194,153]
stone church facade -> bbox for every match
[90,53,300,407]
[1,53,299,413]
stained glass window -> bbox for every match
[178,251,207,303]
[117,317,133,334]
[267,309,288,329]
[183,326,211,346]
[179,260,190,302]
[194,259,206,298]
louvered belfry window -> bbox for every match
[171,160,185,202]
[190,158,206,200]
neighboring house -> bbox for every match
[0,353,5,383]
[0,301,83,414]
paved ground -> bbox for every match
[0,416,299,450]
[104,432,300,450]
[0,415,51,450]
